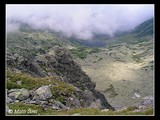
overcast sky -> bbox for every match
[6,4,154,39]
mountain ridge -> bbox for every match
[6,17,154,115]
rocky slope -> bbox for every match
[6,45,115,114]
[74,31,154,110]
[6,18,154,115]
[70,18,154,111]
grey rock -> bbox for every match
[15,100,20,103]
[72,113,80,116]
[54,100,68,110]
[72,97,81,108]
[91,89,115,110]
[48,99,55,104]
[7,46,114,110]
[35,99,41,105]
[35,85,52,100]
[90,99,103,109]
[30,89,39,99]
[140,96,154,108]
[133,109,144,112]
[82,90,95,102]
[7,97,14,103]
[16,81,22,85]
[8,89,20,93]
[80,90,96,107]
[26,99,45,105]
[139,105,147,110]
[66,95,81,108]
[35,99,48,105]
[132,93,141,99]
[27,100,36,104]
[22,98,31,103]
[101,109,109,112]
[51,105,60,110]
[17,88,30,100]
[32,95,40,101]
[8,88,30,101]
[7,89,9,94]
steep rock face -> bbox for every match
[7,46,114,110]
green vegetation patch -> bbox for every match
[7,71,76,103]
[7,103,153,115]
[70,46,101,59]
[131,54,142,63]
[7,32,65,58]
[8,103,43,115]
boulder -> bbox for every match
[66,95,81,108]
[22,98,31,103]
[7,46,114,110]
[8,89,20,93]
[52,100,68,110]
[91,89,115,110]
[7,89,9,94]
[7,97,14,103]
[132,93,141,99]
[82,90,95,102]
[32,94,40,101]
[8,88,30,101]
[35,85,52,100]
[139,96,154,108]
[90,99,103,109]
[23,99,49,105]
[51,105,60,110]
[101,109,109,112]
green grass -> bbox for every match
[6,31,69,59]
[126,106,138,111]
[131,54,142,63]
[7,80,22,89]
[70,47,101,59]
[7,103,153,115]
[7,71,76,103]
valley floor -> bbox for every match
[74,39,154,110]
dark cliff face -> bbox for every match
[7,46,114,110]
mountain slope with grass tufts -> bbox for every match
[6,28,115,115]
[6,18,154,115]
[74,18,154,110]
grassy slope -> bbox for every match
[7,71,76,103]
[6,31,77,59]
[7,103,153,115]
[6,25,154,115]
[7,31,100,61]
[6,71,153,115]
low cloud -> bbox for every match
[6,4,154,39]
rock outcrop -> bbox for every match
[138,96,154,110]
[8,88,30,101]
[7,46,114,110]
[35,85,52,100]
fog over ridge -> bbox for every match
[6,4,154,39]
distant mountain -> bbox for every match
[131,18,153,37]
[113,18,153,38]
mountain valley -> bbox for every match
[6,18,154,115]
